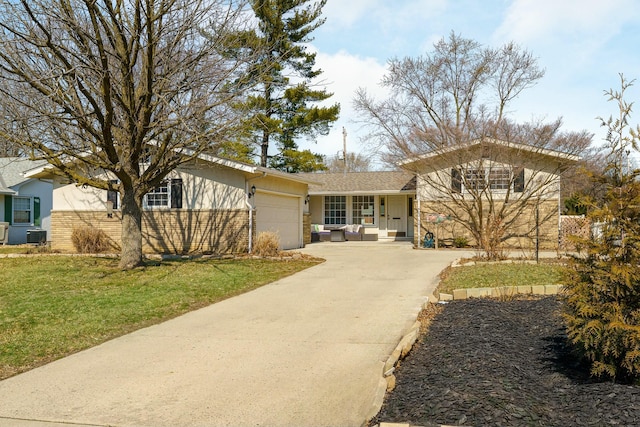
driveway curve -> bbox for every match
[0,242,470,427]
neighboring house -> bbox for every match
[302,139,578,251]
[300,171,417,240]
[25,154,314,254]
[0,157,52,244]
[401,138,580,250]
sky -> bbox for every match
[301,0,640,166]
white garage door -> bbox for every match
[254,192,301,250]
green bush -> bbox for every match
[562,178,640,383]
[453,236,469,248]
[564,76,640,383]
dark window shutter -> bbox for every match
[451,169,462,193]
[107,180,118,209]
[171,179,183,209]
[4,195,12,225]
[514,168,525,193]
[33,197,41,226]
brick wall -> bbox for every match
[415,200,559,250]
[303,213,311,245]
[51,209,254,255]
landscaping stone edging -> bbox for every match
[438,284,563,301]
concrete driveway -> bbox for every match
[0,242,469,427]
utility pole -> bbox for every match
[342,127,347,175]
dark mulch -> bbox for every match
[370,297,640,427]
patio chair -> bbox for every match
[0,222,8,245]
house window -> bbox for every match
[352,195,375,225]
[143,179,183,209]
[13,196,31,224]
[455,167,520,193]
[324,196,346,225]
[465,169,486,190]
[489,168,511,190]
[106,180,119,209]
[145,182,170,207]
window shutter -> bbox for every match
[107,180,118,209]
[33,197,41,226]
[171,179,183,209]
[4,195,12,225]
[514,168,525,193]
[451,169,462,193]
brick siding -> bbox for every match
[415,200,559,250]
[303,212,311,245]
[51,209,254,255]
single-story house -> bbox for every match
[25,154,315,254]
[0,157,52,244]
[301,138,579,250]
[300,171,417,241]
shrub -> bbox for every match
[563,76,640,383]
[253,231,280,257]
[562,178,640,383]
[453,236,469,248]
[71,226,111,253]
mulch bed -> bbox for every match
[370,297,640,426]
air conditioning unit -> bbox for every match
[26,229,47,244]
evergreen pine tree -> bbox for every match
[228,0,339,168]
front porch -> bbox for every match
[308,193,415,242]
[300,171,417,244]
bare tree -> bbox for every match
[355,32,591,257]
[324,152,372,173]
[597,73,640,182]
[0,0,254,268]
[354,32,546,162]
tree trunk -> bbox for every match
[260,129,269,167]
[120,189,144,269]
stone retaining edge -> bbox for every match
[438,284,563,301]
[365,305,425,426]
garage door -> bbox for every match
[254,192,301,250]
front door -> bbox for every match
[387,195,406,237]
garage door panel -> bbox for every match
[255,193,300,250]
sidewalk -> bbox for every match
[0,243,469,427]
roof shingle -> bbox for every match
[299,171,416,194]
[0,157,47,194]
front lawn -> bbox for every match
[438,262,565,293]
[0,255,320,380]
[0,246,36,255]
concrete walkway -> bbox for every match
[0,242,470,427]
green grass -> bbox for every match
[438,262,565,294]
[0,246,35,255]
[0,255,321,379]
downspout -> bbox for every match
[246,172,267,253]
[416,173,421,248]
[557,178,561,256]
[244,196,253,254]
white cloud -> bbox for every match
[319,0,448,58]
[494,0,636,46]
[304,49,388,157]
[321,0,380,29]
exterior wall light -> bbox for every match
[248,185,256,198]
[305,194,310,204]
